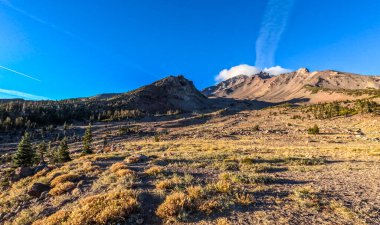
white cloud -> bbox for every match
[255,0,296,68]
[216,64,292,82]
[263,66,292,75]
[216,64,261,82]
[0,88,49,100]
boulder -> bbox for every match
[9,167,34,183]
[28,183,50,198]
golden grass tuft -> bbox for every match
[33,210,70,225]
[216,218,230,225]
[115,168,135,177]
[198,199,220,215]
[156,179,175,190]
[210,180,232,193]
[109,162,129,173]
[50,173,79,187]
[49,181,76,196]
[81,161,101,173]
[186,185,204,201]
[34,190,138,225]
[144,166,163,176]
[156,191,187,219]
[234,192,254,205]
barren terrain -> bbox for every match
[1,104,380,224]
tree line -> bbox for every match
[305,99,379,119]
[0,99,145,132]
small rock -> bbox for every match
[34,161,49,173]
[136,218,144,224]
[125,154,148,164]
[39,191,49,200]
[28,183,50,198]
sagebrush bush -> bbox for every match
[308,124,320,134]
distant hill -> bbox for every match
[203,68,380,103]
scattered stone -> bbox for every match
[34,161,48,173]
[28,183,50,198]
[125,154,148,164]
[39,191,49,200]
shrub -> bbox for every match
[307,124,320,135]
[240,158,254,164]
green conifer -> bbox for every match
[13,132,35,167]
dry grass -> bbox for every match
[156,191,187,220]
[32,211,70,225]
[49,181,76,196]
[144,166,164,176]
[115,168,135,177]
[109,162,128,173]
[34,190,139,225]
[50,173,80,187]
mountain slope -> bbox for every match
[203,68,380,103]
[107,75,210,112]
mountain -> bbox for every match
[106,75,210,112]
[203,68,380,103]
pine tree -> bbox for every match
[46,141,56,163]
[13,132,35,167]
[35,141,47,163]
[82,124,93,155]
[58,137,71,162]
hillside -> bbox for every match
[203,68,380,103]
[0,75,211,132]
[1,103,380,224]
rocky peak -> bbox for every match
[297,68,310,74]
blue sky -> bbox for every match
[1,0,380,100]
